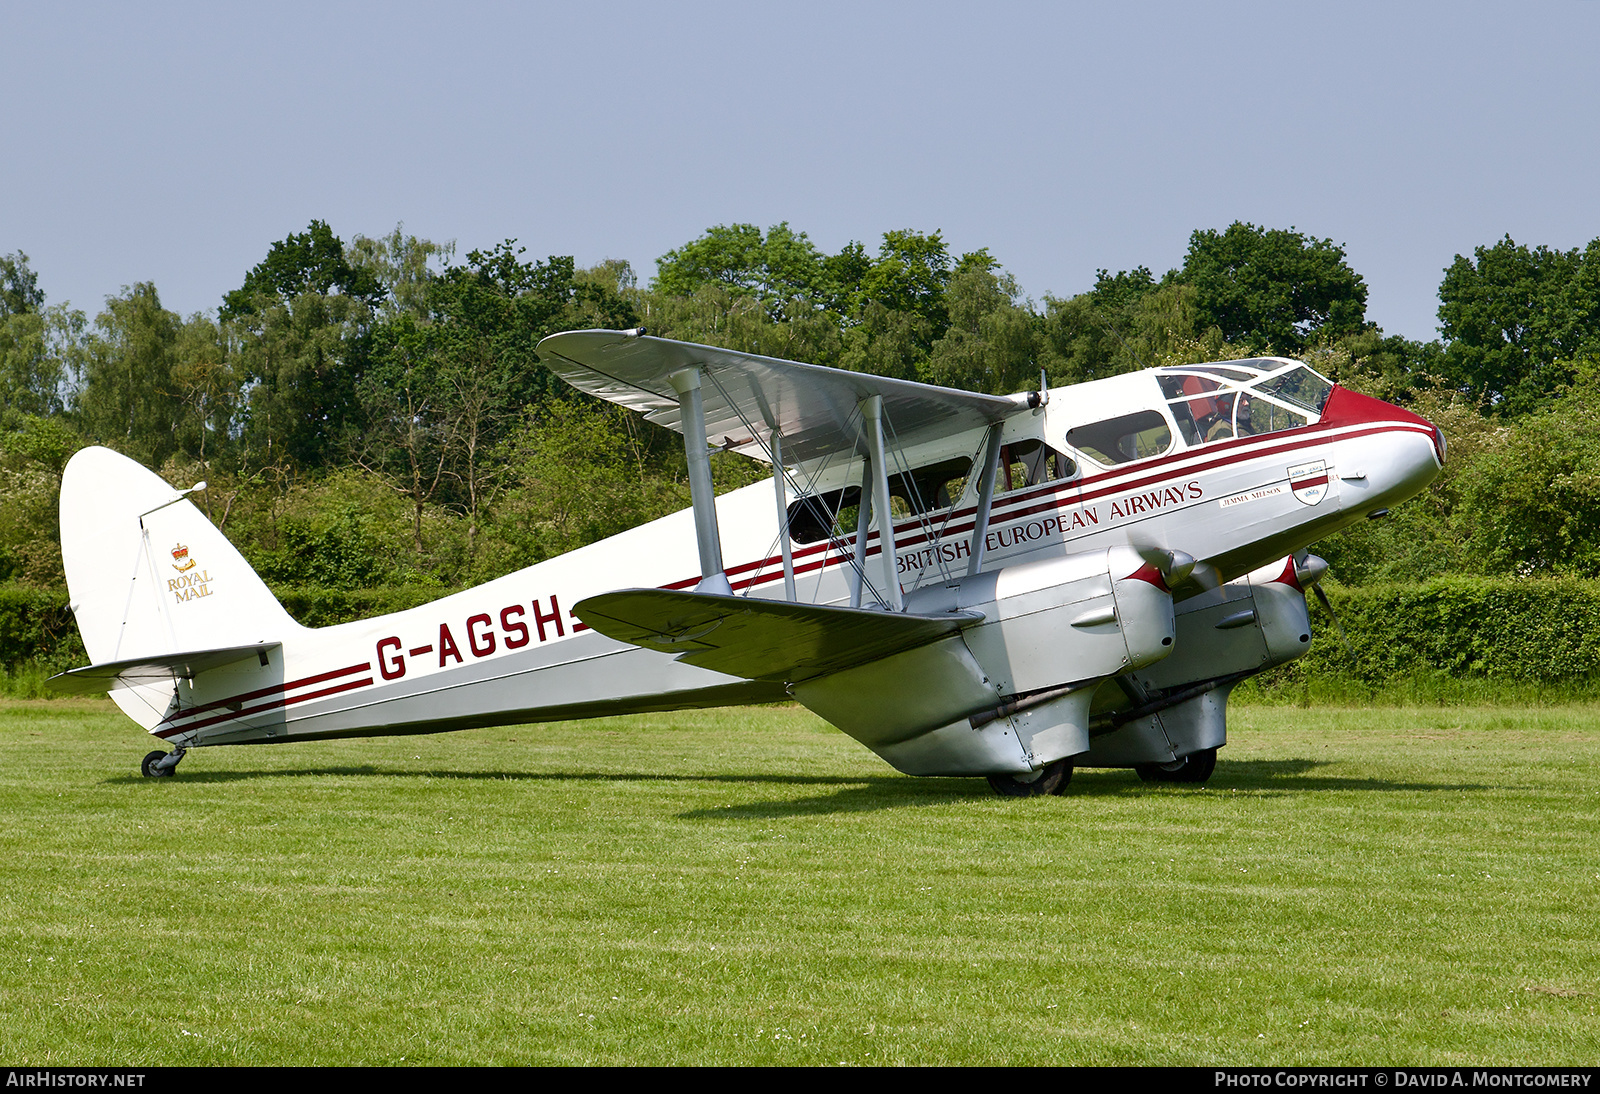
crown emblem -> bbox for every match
[171,544,196,572]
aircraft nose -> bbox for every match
[1318,387,1443,516]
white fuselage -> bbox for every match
[138,373,1440,750]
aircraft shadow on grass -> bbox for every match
[676,759,1493,817]
[107,757,1488,818]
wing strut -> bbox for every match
[864,395,902,610]
[847,395,903,611]
[848,457,873,608]
[771,429,797,601]
[669,367,732,595]
[967,421,1004,575]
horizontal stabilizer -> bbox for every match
[574,590,980,683]
[47,643,281,696]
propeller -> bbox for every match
[1295,551,1355,662]
[1132,543,1198,588]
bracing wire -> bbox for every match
[699,367,878,603]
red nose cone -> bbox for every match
[1319,386,1444,463]
[1319,386,1434,431]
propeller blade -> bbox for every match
[1311,582,1356,663]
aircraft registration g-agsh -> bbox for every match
[53,329,1444,795]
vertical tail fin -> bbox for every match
[60,446,302,668]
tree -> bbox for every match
[347,225,455,320]
[1180,222,1368,354]
[0,253,87,418]
[167,314,237,467]
[358,241,597,562]
[924,252,1044,393]
[355,312,451,558]
[855,229,954,341]
[0,252,45,318]
[653,223,828,321]
[231,289,373,471]
[1436,235,1600,414]
[221,220,385,319]
[75,284,184,467]
[1039,268,1207,383]
[227,221,472,472]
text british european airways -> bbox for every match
[897,480,1203,575]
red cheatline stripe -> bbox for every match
[718,422,1421,594]
[765,419,1423,574]
[157,675,374,738]
[162,662,371,725]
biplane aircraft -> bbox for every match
[53,329,1444,794]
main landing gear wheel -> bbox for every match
[1134,747,1217,785]
[987,759,1073,798]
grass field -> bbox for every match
[1,699,1596,1066]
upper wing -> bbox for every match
[574,589,981,683]
[47,643,281,695]
[536,329,1024,464]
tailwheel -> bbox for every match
[987,759,1072,798]
[1134,747,1217,785]
[141,749,183,778]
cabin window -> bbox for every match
[1065,411,1173,466]
[996,439,1076,493]
[1162,375,1241,444]
[890,455,974,515]
[787,487,859,544]
[786,455,974,544]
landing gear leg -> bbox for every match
[141,748,185,778]
[1134,746,1217,785]
[987,759,1073,798]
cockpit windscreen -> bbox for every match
[1157,361,1333,447]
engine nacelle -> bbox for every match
[799,545,1178,777]
[1084,556,1315,767]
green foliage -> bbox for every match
[1253,576,1600,700]
[488,401,691,568]
[854,229,954,341]
[346,224,455,320]
[247,470,436,588]
[74,283,186,468]
[0,584,83,670]
[16,217,1600,670]
[1041,275,1209,382]
[1452,372,1600,576]
[221,219,385,319]
[1437,235,1600,415]
[230,287,371,470]
[0,414,81,586]
[0,303,87,417]
[1181,222,1369,354]
[654,223,828,321]
[0,251,45,318]
[923,258,1046,394]
[213,467,446,588]
[270,583,446,628]
[1317,374,1600,583]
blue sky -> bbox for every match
[4,1,1597,342]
